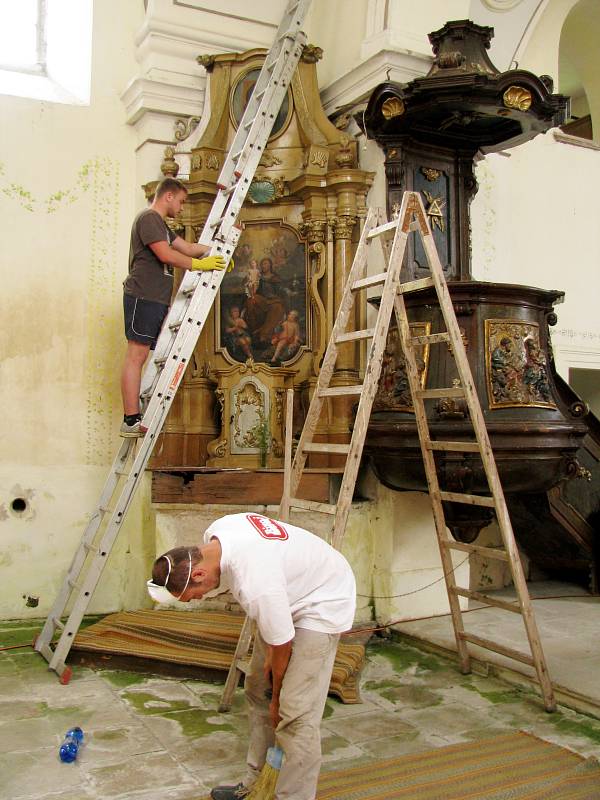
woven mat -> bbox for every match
[72,609,365,703]
[315,732,600,800]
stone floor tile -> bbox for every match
[322,709,417,744]
[84,751,198,798]
[0,748,92,799]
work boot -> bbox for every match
[210,783,249,800]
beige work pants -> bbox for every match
[244,627,339,800]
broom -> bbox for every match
[246,745,283,800]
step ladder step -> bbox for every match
[53,617,65,631]
[236,657,251,674]
[426,441,480,453]
[442,540,509,561]
[336,328,375,343]
[416,387,465,399]
[352,272,387,292]
[451,587,522,614]
[319,385,363,397]
[438,491,495,508]
[399,276,435,294]
[366,219,398,239]
[411,332,450,345]
[288,497,337,515]
[302,443,351,455]
[458,631,535,667]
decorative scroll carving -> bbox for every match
[485,319,556,409]
[197,54,216,71]
[381,97,405,119]
[174,117,200,141]
[301,44,323,63]
[422,167,442,181]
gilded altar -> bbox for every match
[149,46,373,470]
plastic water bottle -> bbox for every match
[59,727,84,763]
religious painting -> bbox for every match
[485,319,556,409]
[373,322,431,412]
[230,67,292,141]
[219,220,308,366]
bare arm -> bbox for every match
[171,236,211,258]
[264,640,293,728]
[149,239,211,271]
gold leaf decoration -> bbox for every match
[503,86,532,112]
[381,97,405,120]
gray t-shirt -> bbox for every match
[124,208,176,305]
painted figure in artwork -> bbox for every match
[491,336,520,401]
[245,259,260,298]
[523,338,551,402]
[224,306,253,360]
[271,310,302,364]
[245,257,288,348]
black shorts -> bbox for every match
[123,294,169,350]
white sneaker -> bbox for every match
[119,419,145,438]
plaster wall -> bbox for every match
[0,0,153,619]
[470,132,600,378]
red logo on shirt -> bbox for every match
[247,514,288,541]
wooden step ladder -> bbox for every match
[220,191,556,712]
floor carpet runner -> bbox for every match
[72,609,365,703]
[314,732,600,800]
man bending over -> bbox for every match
[147,512,356,800]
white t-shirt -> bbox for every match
[204,513,356,646]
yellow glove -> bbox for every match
[191,255,226,271]
[227,257,235,273]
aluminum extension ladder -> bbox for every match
[34,0,313,684]
[221,191,556,713]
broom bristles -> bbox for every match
[246,746,283,800]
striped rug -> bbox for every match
[315,732,600,800]
[72,609,365,703]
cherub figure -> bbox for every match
[225,306,253,359]
[271,310,301,363]
[245,259,260,298]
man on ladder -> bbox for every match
[147,512,356,800]
[120,177,227,437]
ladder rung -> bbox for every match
[458,632,535,667]
[442,541,509,562]
[218,182,239,197]
[53,617,65,631]
[154,357,167,367]
[302,443,351,455]
[399,276,435,294]
[411,332,450,345]
[336,328,375,343]
[352,272,387,291]
[83,542,98,553]
[319,385,363,397]
[451,587,522,614]
[427,441,480,453]
[288,497,337,515]
[182,286,196,296]
[367,219,398,239]
[169,320,183,331]
[439,491,495,508]
[416,387,465,399]
[236,657,251,674]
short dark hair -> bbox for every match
[155,178,188,200]
[152,546,201,594]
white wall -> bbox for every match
[0,0,151,620]
[471,132,600,378]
